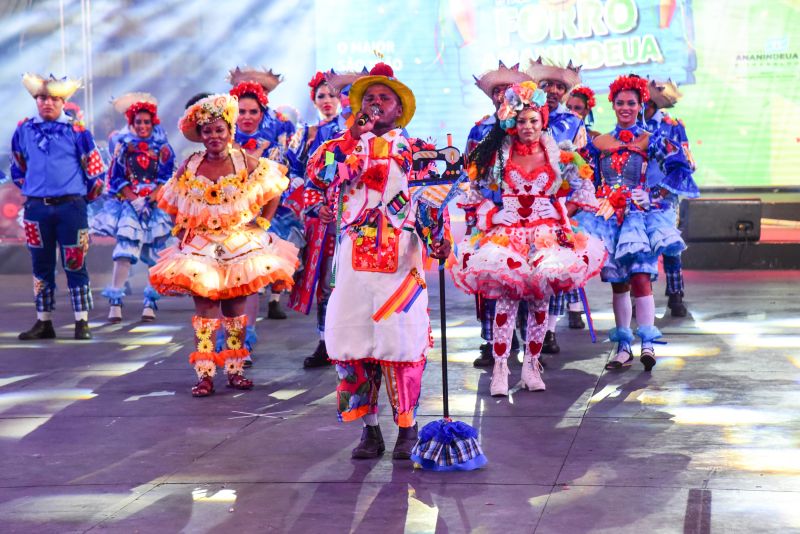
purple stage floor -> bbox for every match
[1,267,799,533]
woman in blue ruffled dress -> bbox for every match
[576,75,696,371]
[91,94,175,322]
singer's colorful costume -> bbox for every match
[306,65,442,438]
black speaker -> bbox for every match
[679,198,761,242]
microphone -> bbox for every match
[357,105,380,126]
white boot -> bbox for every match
[108,305,122,323]
[141,306,156,322]
[521,353,546,391]
[490,358,510,397]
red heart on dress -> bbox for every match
[494,342,507,356]
[495,313,507,327]
[534,311,546,324]
[507,258,522,269]
[518,207,532,218]
[462,252,471,269]
[528,341,542,354]
[519,195,534,207]
[524,184,532,192]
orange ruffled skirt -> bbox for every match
[149,225,299,300]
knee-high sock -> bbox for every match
[613,292,632,330]
[111,259,132,291]
[546,314,558,333]
[525,299,549,360]
[493,298,520,360]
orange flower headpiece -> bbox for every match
[230,81,268,108]
[608,75,650,103]
[125,101,160,126]
[570,86,596,110]
[497,81,549,132]
[179,94,239,143]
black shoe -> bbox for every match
[267,300,287,320]
[351,425,385,459]
[667,293,688,317]
[640,348,657,372]
[510,331,520,354]
[303,340,329,368]
[568,311,585,329]
[542,331,560,354]
[74,320,92,340]
[473,342,493,368]
[18,320,56,340]
[392,423,419,460]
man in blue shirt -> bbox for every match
[641,79,698,317]
[464,61,532,368]
[525,58,588,354]
[10,74,105,340]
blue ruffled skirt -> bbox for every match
[91,198,173,265]
[574,208,686,283]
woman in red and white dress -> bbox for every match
[452,82,606,397]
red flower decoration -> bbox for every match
[308,71,327,102]
[369,62,395,78]
[361,164,389,191]
[125,102,160,126]
[570,86,596,109]
[608,75,650,103]
[230,82,268,107]
[242,138,258,150]
[618,130,634,143]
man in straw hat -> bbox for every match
[526,57,590,354]
[464,61,532,369]
[641,78,698,318]
[306,63,451,460]
[11,74,106,340]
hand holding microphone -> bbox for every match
[351,105,380,137]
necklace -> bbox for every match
[512,140,540,156]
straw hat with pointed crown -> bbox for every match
[525,57,582,91]
[648,79,683,110]
[227,66,283,94]
[348,63,416,128]
[473,61,533,99]
[324,67,370,95]
[22,73,82,100]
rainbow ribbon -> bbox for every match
[372,268,426,322]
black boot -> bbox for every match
[267,300,287,320]
[668,293,688,317]
[303,340,329,368]
[392,423,419,460]
[18,320,56,340]
[74,319,92,340]
[568,311,585,329]
[510,330,520,355]
[351,425,385,459]
[473,342,493,368]
[542,331,560,354]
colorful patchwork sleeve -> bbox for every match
[75,128,106,200]
[156,141,176,185]
[646,130,699,198]
[9,123,28,189]
[305,129,358,192]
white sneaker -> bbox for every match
[141,307,156,322]
[490,358,510,397]
[521,353,546,391]
[108,305,122,323]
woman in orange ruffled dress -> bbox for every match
[149,94,298,397]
